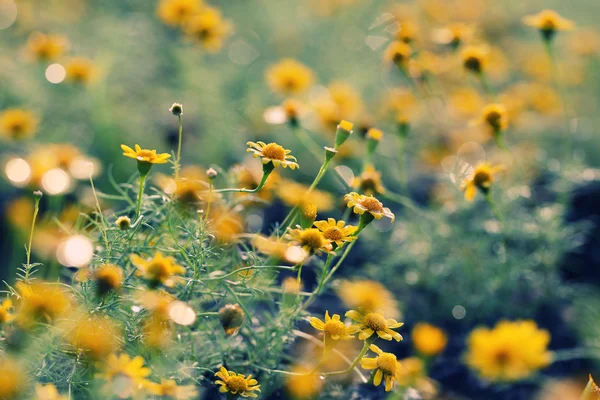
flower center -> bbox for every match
[323,227,343,241]
[300,229,325,251]
[377,353,398,375]
[136,150,155,160]
[226,376,248,393]
[473,170,492,188]
[262,143,286,161]
[494,349,511,365]
[485,111,503,129]
[464,56,482,72]
[324,320,347,338]
[147,262,169,281]
[359,197,384,213]
[364,313,387,332]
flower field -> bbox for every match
[1,0,600,399]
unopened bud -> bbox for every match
[334,120,353,149]
[206,168,218,180]
[218,304,245,336]
[116,216,131,230]
[169,103,183,116]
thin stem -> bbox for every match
[135,174,147,218]
[300,253,334,311]
[175,114,183,180]
[322,338,374,377]
[205,179,213,219]
[214,169,272,194]
[24,193,42,282]
[89,173,110,257]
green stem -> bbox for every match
[175,114,183,180]
[300,253,334,311]
[214,168,272,193]
[24,194,42,282]
[322,337,374,377]
[135,174,148,218]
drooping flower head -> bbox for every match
[461,163,504,202]
[313,218,357,249]
[130,252,186,288]
[286,227,332,255]
[246,141,299,170]
[466,320,552,382]
[309,310,357,350]
[345,192,395,226]
[346,309,403,342]
[215,367,261,398]
[360,344,402,392]
[0,108,39,140]
[523,10,574,41]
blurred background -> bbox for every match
[2,0,600,399]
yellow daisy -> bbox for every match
[0,299,14,324]
[64,313,121,359]
[0,108,39,140]
[130,252,186,287]
[360,344,402,392]
[185,6,232,52]
[346,309,403,342]
[313,218,357,248]
[337,280,400,319]
[309,310,357,350]
[94,264,124,295]
[344,192,395,222]
[286,227,332,255]
[246,141,299,169]
[157,0,202,27]
[35,383,67,400]
[0,358,27,400]
[266,59,314,95]
[523,10,574,39]
[147,379,198,399]
[26,32,68,62]
[412,323,448,356]
[215,367,261,398]
[121,144,171,164]
[461,163,505,202]
[352,164,386,195]
[478,104,508,133]
[15,281,71,328]
[461,45,488,75]
[64,57,96,84]
[384,41,412,68]
[97,353,152,397]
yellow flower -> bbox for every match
[313,218,357,248]
[352,164,386,195]
[209,207,245,244]
[337,280,400,319]
[143,316,173,349]
[412,323,448,356]
[276,179,334,211]
[185,6,232,52]
[121,144,171,164]
[157,0,202,26]
[465,320,552,382]
[147,379,198,399]
[246,141,299,169]
[360,344,402,392]
[35,383,68,400]
[326,82,363,120]
[582,375,600,400]
[26,32,68,61]
[0,358,27,399]
[65,57,96,84]
[285,365,324,399]
[461,45,488,74]
[130,252,186,287]
[252,235,308,265]
[64,313,121,359]
[282,276,302,295]
[95,264,124,295]
[478,103,508,133]
[461,163,504,202]
[384,41,412,68]
[309,310,358,350]
[0,108,39,140]
[286,227,332,255]
[346,309,403,341]
[266,59,314,95]
[15,281,71,328]
[396,20,419,43]
[0,299,14,324]
[432,23,474,48]
[115,215,131,230]
[523,10,574,38]
[215,367,261,398]
[345,192,395,222]
[97,353,152,398]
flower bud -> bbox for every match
[169,103,183,116]
[218,304,245,336]
[334,120,353,149]
[206,168,218,180]
[299,203,317,229]
[116,216,131,230]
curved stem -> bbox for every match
[135,174,147,218]
[322,337,374,377]
[175,114,183,180]
[214,168,272,194]
[24,194,42,281]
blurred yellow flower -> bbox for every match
[285,365,323,399]
[209,207,245,244]
[582,375,600,400]
[97,353,152,397]
[95,264,124,295]
[360,344,402,392]
[353,164,386,195]
[157,0,202,26]
[266,59,314,95]
[432,23,473,48]
[465,320,551,382]
[155,165,208,202]
[15,281,71,328]
[286,227,332,255]
[327,82,363,120]
[115,215,131,230]
[313,218,357,248]
[252,235,308,265]
[215,367,261,398]
[130,252,186,287]
[412,323,448,356]
[121,144,171,164]
[384,41,412,68]
[337,280,399,319]
[246,141,299,169]
[478,103,508,133]
[396,20,419,44]
[185,6,232,52]
[0,108,39,140]
[35,383,68,400]
[523,10,574,38]
[147,379,198,399]
[26,32,68,61]
[64,57,96,84]
[461,163,504,202]
[0,299,14,324]
[461,45,488,74]
[346,309,403,341]
[64,313,121,359]
[309,310,357,350]
[0,358,27,399]
[345,192,395,222]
